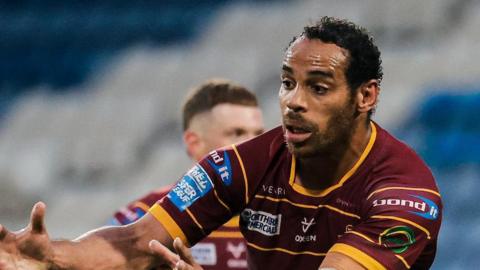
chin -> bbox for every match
[287,143,317,158]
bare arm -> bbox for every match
[319,252,366,270]
[0,202,184,270]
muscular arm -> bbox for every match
[0,202,182,270]
[319,252,365,270]
[51,213,174,270]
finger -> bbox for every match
[176,260,194,270]
[0,225,7,241]
[30,202,46,234]
[0,225,12,242]
[149,240,179,267]
[173,238,195,265]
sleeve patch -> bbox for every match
[207,150,233,186]
[379,226,416,254]
[167,164,213,211]
[372,194,440,220]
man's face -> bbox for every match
[189,104,264,160]
[279,37,357,158]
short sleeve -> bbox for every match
[149,147,249,246]
[331,187,442,269]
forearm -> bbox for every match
[50,214,172,270]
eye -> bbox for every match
[311,84,328,94]
[281,78,296,90]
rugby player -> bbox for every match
[111,78,264,270]
[0,17,442,270]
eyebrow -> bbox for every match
[282,65,293,74]
[282,64,334,79]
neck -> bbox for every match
[295,120,372,191]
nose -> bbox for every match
[285,88,307,113]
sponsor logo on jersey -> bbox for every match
[380,226,416,254]
[301,217,316,233]
[295,217,317,243]
[168,164,213,211]
[207,150,233,186]
[191,243,217,265]
[261,185,286,196]
[372,194,439,220]
[241,208,281,236]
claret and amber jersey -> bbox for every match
[150,122,442,270]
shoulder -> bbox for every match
[369,123,437,191]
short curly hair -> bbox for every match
[288,16,383,93]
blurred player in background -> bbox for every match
[111,78,264,269]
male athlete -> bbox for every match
[0,17,442,270]
[111,79,264,269]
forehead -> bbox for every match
[284,37,349,75]
[209,103,262,126]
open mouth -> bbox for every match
[284,124,313,144]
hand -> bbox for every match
[0,202,53,269]
[149,238,203,270]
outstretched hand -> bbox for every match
[0,202,53,269]
[149,237,203,270]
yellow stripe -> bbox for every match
[247,242,326,256]
[186,208,205,235]
[133,201,150,212]
[395,254,411,269]
[213,190,232,213]
[209,231,243,238]
[254,195,361,219]
[367,187,441,200]
[290,122,377,197]
[329,243,386,270]
[371,215,431,239]
[223,216,240,228]
[148,204,189,246]
[232,144,249,204]
[346,230,376,244]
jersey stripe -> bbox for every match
[371,215,431,239]
[223,215,240,228]
[232,144,249,204]
[148,204,189,246]
[209,231,243,238]
[346,230,376,244]
[329,243,386,270]
[213,189,232,213]
[133,201,150,212]
[367,186,441,200]
[247,242,326,256]
[254,195,361,219]
[290,122,377,197]
[186,208,205,235]
[395,254,411,269]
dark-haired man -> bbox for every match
[112,79,263,270]
[0,17,442,270]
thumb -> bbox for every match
[149,240,179,268]
[173,237,196,266]
[30,202,47,234]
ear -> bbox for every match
[183,130,203,161]
[356,79,380,114]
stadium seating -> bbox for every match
[0,0,479,268]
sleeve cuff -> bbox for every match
[329,243,386,270]
[148,203,190,247]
